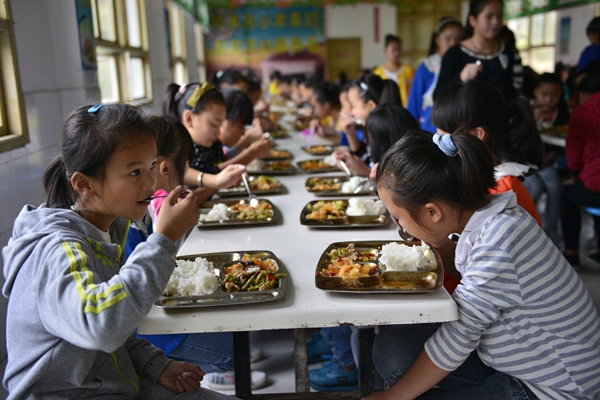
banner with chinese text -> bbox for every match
[204,6,325,84]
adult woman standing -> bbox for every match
[433,0,519,100]
[407,17,463,132]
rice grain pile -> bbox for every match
[246,159,265,172]
[322,154,338,166]
[379,242,437,272]
[199,203,231,222]
[346,198,386,216]
[164,257,220,296]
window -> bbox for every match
[508,11,557,74]
[194,22,206,82]
[169,2,187,85]
[91,0,151,103]
[0,0,29,153]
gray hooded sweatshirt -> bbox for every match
[3,205,178,399]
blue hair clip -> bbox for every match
[88,104,103,113]
[433,133,457,157]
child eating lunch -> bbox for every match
[364,130,600,400]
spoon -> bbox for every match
[241,174,259,207]
[353,179,375,194]
[338,160,352,177]
[398,227,415,242]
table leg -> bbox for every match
[233,331,252,399]
[293,328,310,392]
[357,327,375,397]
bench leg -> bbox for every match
[233,331,252,399]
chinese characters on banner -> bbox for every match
[204,6,325,84]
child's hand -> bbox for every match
[460,62,482,82]
[248,136,272,159]
[370,163,378,180]
[340,111,356,132]
[216,165,245,188]
[245,124,264,141]
[334,150,371,176]
[159,360,205,394]
[154,186,199,243]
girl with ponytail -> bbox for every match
[364,130,600,400]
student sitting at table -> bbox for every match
[364,130,600,400]
[333,104,419,177]
[125,116,268,392]
[560,74,600,268]
[163,83,270,205]
[2,103,236,399]
[523,72,570,244]
[373,34,414,107]
[336,73,402,164]
[298,76,322,116]
[308,82,342,144]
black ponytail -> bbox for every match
[432,80,542,167]
[162,82,226,121]
[377,130,495,225]
[43,157,76,209]
[351,73,401,107]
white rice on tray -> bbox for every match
[341,176,368,193]
[164,257,220,296]
[379,241,437,272]
[345,198,386,216]
[199,203,231,222]
[322,154,338,166]
[246,159,265,172]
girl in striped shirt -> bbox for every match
[365,131,600,400]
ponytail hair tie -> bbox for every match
[186,82,215,109]
[433,133,458,157]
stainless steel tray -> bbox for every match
[247,161,295,175]
[198,199,278,227]
[300,199,388,228]
[305,176,376,196]
[261,149,292,161]
[297,159,340,174]
[156,251,286,308]
[301,145,334,156]
[315,241,443,293]
[218,176,282,197]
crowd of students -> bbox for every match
[2,0,600,398]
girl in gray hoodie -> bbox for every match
[2,104,235,400]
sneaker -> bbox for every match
[309,357,358,392]
[306,332,332,364]
[250,347,263,363]
[205,370,267,391]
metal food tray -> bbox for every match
[197,199,278,227]
[300,199,388,228]
[156,250,286,308]
[247,161,295,175]
[305,176,375,196]
[301,145,334,156]
[315,241,443,293]
[218,176,282,197]
[261,149,292,161]
[297,159,341,174]
[270,129,289,139]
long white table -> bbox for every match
[138,117,458,398]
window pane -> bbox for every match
[531,14,544,47]
[125,0,142,48]
[97,54,120,102]
[170,5,184,57]
[174,61,186,85]
[544,11,557,45]
[530,47,555,73]
[515,17,530,50]
[97,0,117,42]
[129,57,146,99]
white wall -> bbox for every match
[554,3,597,67]
[325,4,397,70]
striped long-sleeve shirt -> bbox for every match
[425,192,600,399]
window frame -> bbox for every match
[91,0,152,103]
[0,0,29,153]
[194,21,206,83]
[168,1,188,85]
[508,11,557,74]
